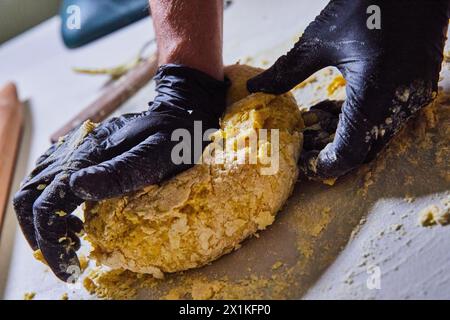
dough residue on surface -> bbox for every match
[83,267,295,300]
[23,292,36,300]
[419,204,450,227]
[83,64,304,278]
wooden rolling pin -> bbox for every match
[0,83,24,232]
[50,53,158,143]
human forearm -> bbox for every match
[149,0,224,80]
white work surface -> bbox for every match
[1,0,449,300]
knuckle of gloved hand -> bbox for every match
[12,190,26,211]
[318,142,366,178]
[32,200,48,225]
[32,200,61,237]
[93,115,135,139]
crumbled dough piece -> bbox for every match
[327,75,346,96]
[191,281,223,300]
[83,271,130,299]
[419,205,450,227]
[444,51,450,63]
[61,293,69,300]
[23,292,36,300]
[79,255,89,272]
[83,65,304,277]
[83,277,97,296]
[271,261,283,270]
[437,207,450,226]
[322,178,337,186]
[33,249,47,266]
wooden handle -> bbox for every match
[0,83,24,232]
[50,53,159,143]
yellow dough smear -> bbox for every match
[83,64,304,278]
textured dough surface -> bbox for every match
[83,65,304,278]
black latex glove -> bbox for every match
[13,64,228,282]
[247,0,449,180]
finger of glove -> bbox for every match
[300,59,386,179]
[15,125,97,254]
[23,124,95,187]
[300,98,373,180]
[33,172,83,282]
[22,150,62,187]
[13,188,42,250]
[31,115,138,181]
[246,0,345,96]
[38,123,86,166]
[37,119,95,168]
[14,115,135,264]
[310,100,343,116]
[302,101,342,151]
[70,132,192,201]
[247,37,329,95]
[302,109,339,134]
[91,113,142,141]
[303,130,334,151]
[15,149,81,252]
[35,143,59,166]
[16,113,142,253]
[302,100,342,129]
[13,164,63,250]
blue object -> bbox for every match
[60,0,150,49]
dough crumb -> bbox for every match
[327,75,346,96]
[33,249,47,265]
[23,292,36,300]
[83,269,152,300]
[418,205,450,227]
[84,267,295,300]
[79,255,89,272]
[271,261,283,270]
[322,178,337,186]
[439,208,450,226]
[191,281,223,300]
[61,293,69,300]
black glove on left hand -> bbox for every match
[13,64,228,282]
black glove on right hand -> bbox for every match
[248,0,449,180]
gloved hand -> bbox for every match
[13,64,228,282]
[248,0,449,179]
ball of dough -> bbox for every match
[83,64,304,278]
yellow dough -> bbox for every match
[83,64,304,278]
